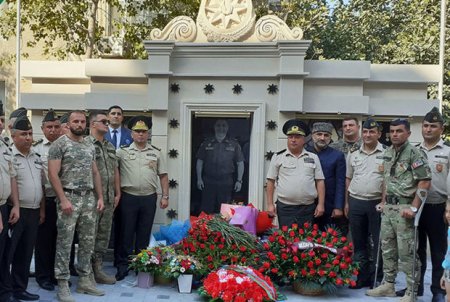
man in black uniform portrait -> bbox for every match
[196,119,244,214]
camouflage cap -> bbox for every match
[128,115,152,131]
[282,119,309,136]
[423,107,444,123]
[12,116,32,131]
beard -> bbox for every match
[69,126,85,136]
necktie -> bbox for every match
[112,130,118,149]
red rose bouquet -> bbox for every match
[180,213,261,275]
[258,222,359,292]
[199,265,278,302]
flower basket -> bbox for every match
[177,274,193,293]
[128,247,162,274]
[258,223,359,291]
[292,280,325,296]
[137,272,154,289]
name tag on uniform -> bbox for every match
[205,147,214,150]
[225,146,235,151]
[146,153,157,157]
[376,156,384,159]
[383,156,392,161]
[436,155,448,159]
[304,157,315,164]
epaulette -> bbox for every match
[119,144,130,148]
[35,153,41,157]
[276,149,286,155]
[444,141,450,147]
[151,144,161,151]
[415,143,421,147]
[32,138,43,146]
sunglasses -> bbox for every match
[94,120,109,125]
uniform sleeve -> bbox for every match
[157,150,168,175]
[313,154,325,180]
[234,143,245,163]
[411,148,432,181]
[346,153,354,179]
[47,141,62,160]
[266,154,279,180]
[196,141,206,160]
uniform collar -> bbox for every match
[419,139,444,151]
[43,137,52,145]
[359,142,384,155]
[12,144,36,157]
[128,142,151,151]
[286,148,309,158]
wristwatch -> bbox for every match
[162,195,169,199]
[410,206,418,213]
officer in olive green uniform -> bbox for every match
[330,117,362,158]
[85,111,120,284]
[0,101,21,302]
[48,110,105,302]
[367,118,431,302]
[115,116,169,281]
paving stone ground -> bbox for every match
[27,259,436,302]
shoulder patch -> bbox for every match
[444,141,450,147]
[151,144,161,151]
[411,159,424,169]
[276,149,286,155]
[32,138,43,146]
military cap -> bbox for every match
[9,107,27,119]
[362,118,381,129]
[311,122,333,134]
[42,109,58,123]
[12,116,32,131]
[423,107,444,123]
[0,100,4,117]
[282,119,309,136]
[390,118,410,128]
[128,116,152,131]
[59,112,69,124]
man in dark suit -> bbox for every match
[104,105,132,268]
[105,106,132,149]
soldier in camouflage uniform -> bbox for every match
[330,117,362,158]
[48,110,105,302]
[85,111,120,284]
[0,101,21,302]
[366,118,431,302]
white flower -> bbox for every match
[180,267,186,273]
[235,277,244,284]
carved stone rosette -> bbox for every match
[255,15,304,42]
[150,16,197,42]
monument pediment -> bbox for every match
[149,0,303,42]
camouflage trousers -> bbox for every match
[55,191,98,280]
[381,204,420,289]
[92,200,114,262]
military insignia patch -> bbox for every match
[436,163,443,172]
[411,159,424,169]
[304,157,315,164]
[378,165,384,173]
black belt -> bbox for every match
[63,189,92,196]
[385,195,413,205]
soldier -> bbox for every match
[33,110,62,291]
[4,107,27,146]
[396,107,448,302]
[115,116,169,281]
[48,110,105,302]
[366,118,431,302]
[345,118,385,289]
[266,119,325,227]
[330,117,362,158]
[86,111,120,284]
[196,119,244,213]
[305,122,346,233]
[3,116,44,301]
[0,102,20,302]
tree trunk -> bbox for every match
[86,0,99,58]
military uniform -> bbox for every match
[84,136,117,263]
[330,138,362,158]
[6,143,44,296]
[48,135,97,281]
[196,137,244,213]
[381,141,431,291]
[347,126,386,287]
[0,136,16,301]
[267,119,325,228]
[115,141,167,272]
